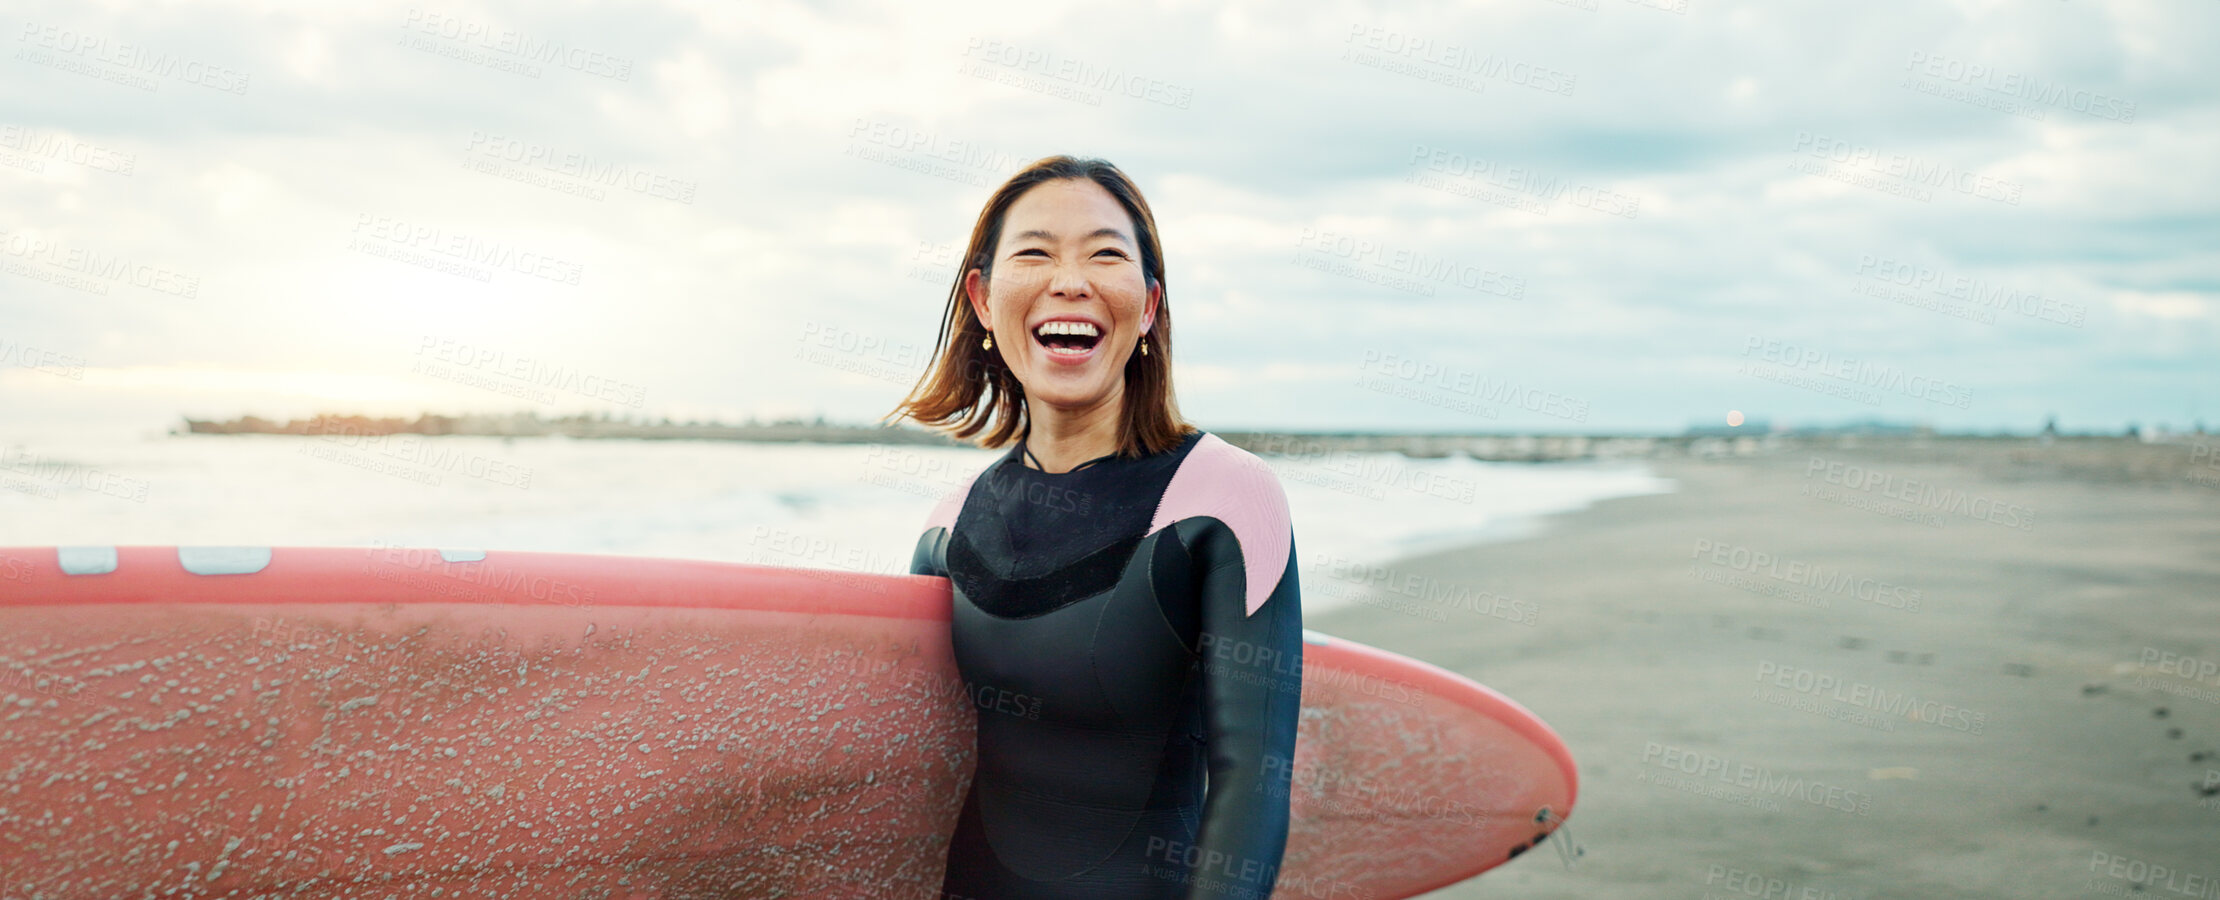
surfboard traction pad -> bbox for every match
[0,554,1572,899]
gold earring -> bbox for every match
[1140,337,1149,356]
[981,334,993,351]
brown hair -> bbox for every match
[886,155,1194,457]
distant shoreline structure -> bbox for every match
[172,411,2210,467]
[177,412,959,445]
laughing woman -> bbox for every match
[890,155,1303,900]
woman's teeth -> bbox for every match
[1033,321,1101,355]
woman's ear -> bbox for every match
[1144,276,1161,333]
[965,267,992,331]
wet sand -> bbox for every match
[1303,438,2220,899]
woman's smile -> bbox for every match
[1030,316,1104,364]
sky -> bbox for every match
[0,0,2213,439]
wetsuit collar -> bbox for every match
[1011,429,1204,474]
[1014,437,1118,474]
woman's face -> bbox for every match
[966,178,1160,417]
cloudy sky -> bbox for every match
[1,0,2212,438]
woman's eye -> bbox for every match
[1014,249,1048,258]
[1094,248,1129,259]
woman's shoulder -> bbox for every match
[922,454,1003,532]
[1165,430,1282,492]
[1154,432,1293,614]
[1151,432,1290,537]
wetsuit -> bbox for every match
[909,430,1303,900]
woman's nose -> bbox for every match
[1046,263,1092,299]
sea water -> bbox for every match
[0,432,1673,617]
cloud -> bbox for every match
[1,0,2214,435]
[2110,290,2208,321]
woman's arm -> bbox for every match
[1140,436,1304,900]
[1180,517,1303,900]
[908,527,950,578]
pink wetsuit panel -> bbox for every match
[926,469,982,532]
[1148,434,1291,617]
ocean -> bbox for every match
[0,432,1674,616]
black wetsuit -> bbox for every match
[909,430,1303,900]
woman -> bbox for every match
[889,155,1304,900]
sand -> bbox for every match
[1300,437,2220,899]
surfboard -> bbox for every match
[0,545,1576,899]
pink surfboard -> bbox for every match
[0,546,1576,899]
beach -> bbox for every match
[1305,437,2220,899]
[5,432,2215,896]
